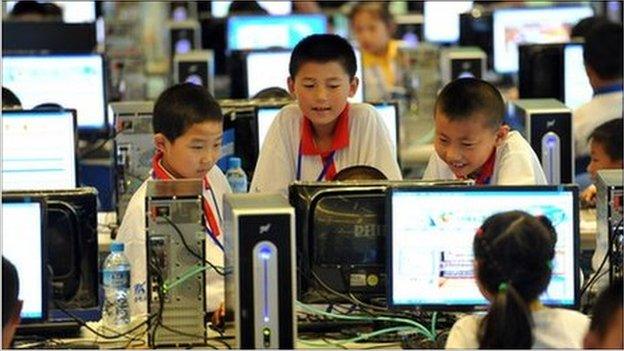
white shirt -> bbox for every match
[446,308,590,349]
[116,166,231,318]
[250,103,402,195]
[573,91,623,158]
[422,131,548,185]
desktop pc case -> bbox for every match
[595,170,624,283]
[440,46,486,84]
[223,193,296,349]
[506,99,574,184]
[173,50,215,94]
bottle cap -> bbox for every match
[228,157,242,169]
[110,241,124,252]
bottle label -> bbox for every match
[103,269,130,290]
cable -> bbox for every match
[430,312,437,338]
[298,326,424,347]
[161,214,225,276]
[156,324,218,349]
[164,263,222,293]
[580,218,623,297]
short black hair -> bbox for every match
[227,0,268,15]
[153,83,223,142]
[333,165,388,181]
[252,86,292,100]
[289,34,357,79]
[2,87,22,108]
[588,119,623,161]
[3,257,20,327]
[584,21,623,80]
[588,279,623,338]
[434,78,505,129]
[571,16,610,40]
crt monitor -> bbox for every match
[2,109,78,191]
[2,53,108,133]
[423,1,473,43]
[388,185,579,310]
[370,102,399,155]
[245,48,364,102]
[2,197,48,323]
[227,14,327,51]
[210,0,291,17]
[563,43,593,110]
[492,5,593,74]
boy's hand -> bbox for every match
[581,184,597,208]
[210,302,226,330]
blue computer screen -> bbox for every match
[227,14,327,51]
[2,110,77,191]
[389,186,578,308]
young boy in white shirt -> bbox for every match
[423,78,547,185]
[250,34,402,195]
[116,83,231,323]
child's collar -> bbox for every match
[300,103,350,156]
[459,148,497,185]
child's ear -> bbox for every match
[348,76,359,98]
[153,133,168,153]
[494,124,510,147]
[287,77,296,95]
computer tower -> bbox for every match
[440,46,486,84]
[224,193,296,349]
[167,20,201,58]
[595,170,623,283]
[174,50,215,94]
[169,1,198,21]
[506,99,574,184]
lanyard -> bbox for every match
[594,83,623,96]
[296,142,336,181]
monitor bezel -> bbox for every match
[386,184,580,311]
[1,195,49,324]
[1,108,80,191]
[1,53,109,137]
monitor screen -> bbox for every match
[371,103,399,153]
[492,5,593,73]
[389,186,578,309]
[2,199,47,322]
[245,49,364,102]
[423,1,473,43]
[2,110,77,191]
[564,43,593,110]
[227,14,327,51]
[2,54,107,131]
[211,0,291,17]
[257,106,282,152]
[5,1,96,23]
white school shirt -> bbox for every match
[422,131,548,185]
[116,166,231,319]
[573,91,623,158]
[250,103,403,195]
[445,308,590,349]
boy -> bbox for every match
[581,119,623,206]
[422,78,547,185]
[117,83,231,321]
[583,279,623,349]
[250,34,402,195]
[2,257,22,349]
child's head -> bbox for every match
[3,257,22,348]
[584,279,623,349]
[584,21,623,87]
[333,165,388,181]
[153,83,223,179]
[473,211,557,349]
[587,119,623,181]
[349,2,395,56]
[288,34,358,131]
[433,78,507,178]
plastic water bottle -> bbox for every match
[102,241,131,328]
[226,157,248,193]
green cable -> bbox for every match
[430,312,437,339]
[298,326,424,347]
[163,263,223,293]
[296,301,433,340]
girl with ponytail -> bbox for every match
[445,211,590,349]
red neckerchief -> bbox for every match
[299,103,350,180]
[466,148,497,185]
[151,151,221,237]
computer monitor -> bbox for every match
[2,197,48,323]
[388,185,579,310]
[2,109,78,191]
[2,54,108,133]
[227,14,327,51]
[211,0,291,17]
[371,102,399,155]
[5,1,97,23]
[245,48,364,102]
[423,1,473,43]
[492,5,593,73]
[256,106,283,153]
[563,43,593,110]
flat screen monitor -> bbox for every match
[227,14,327,51]
[1,197,47,323]
[245,49,364,102]
[388,185,579,310]
[2,54,107,133]
[563,43,593,110]
[5,1,96,23]
[211,0,291,17]
[493,5,593,73]
[423,1,473,43]
[2,109,78,191]
[371,102,399,154]
[256,106,282,153]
